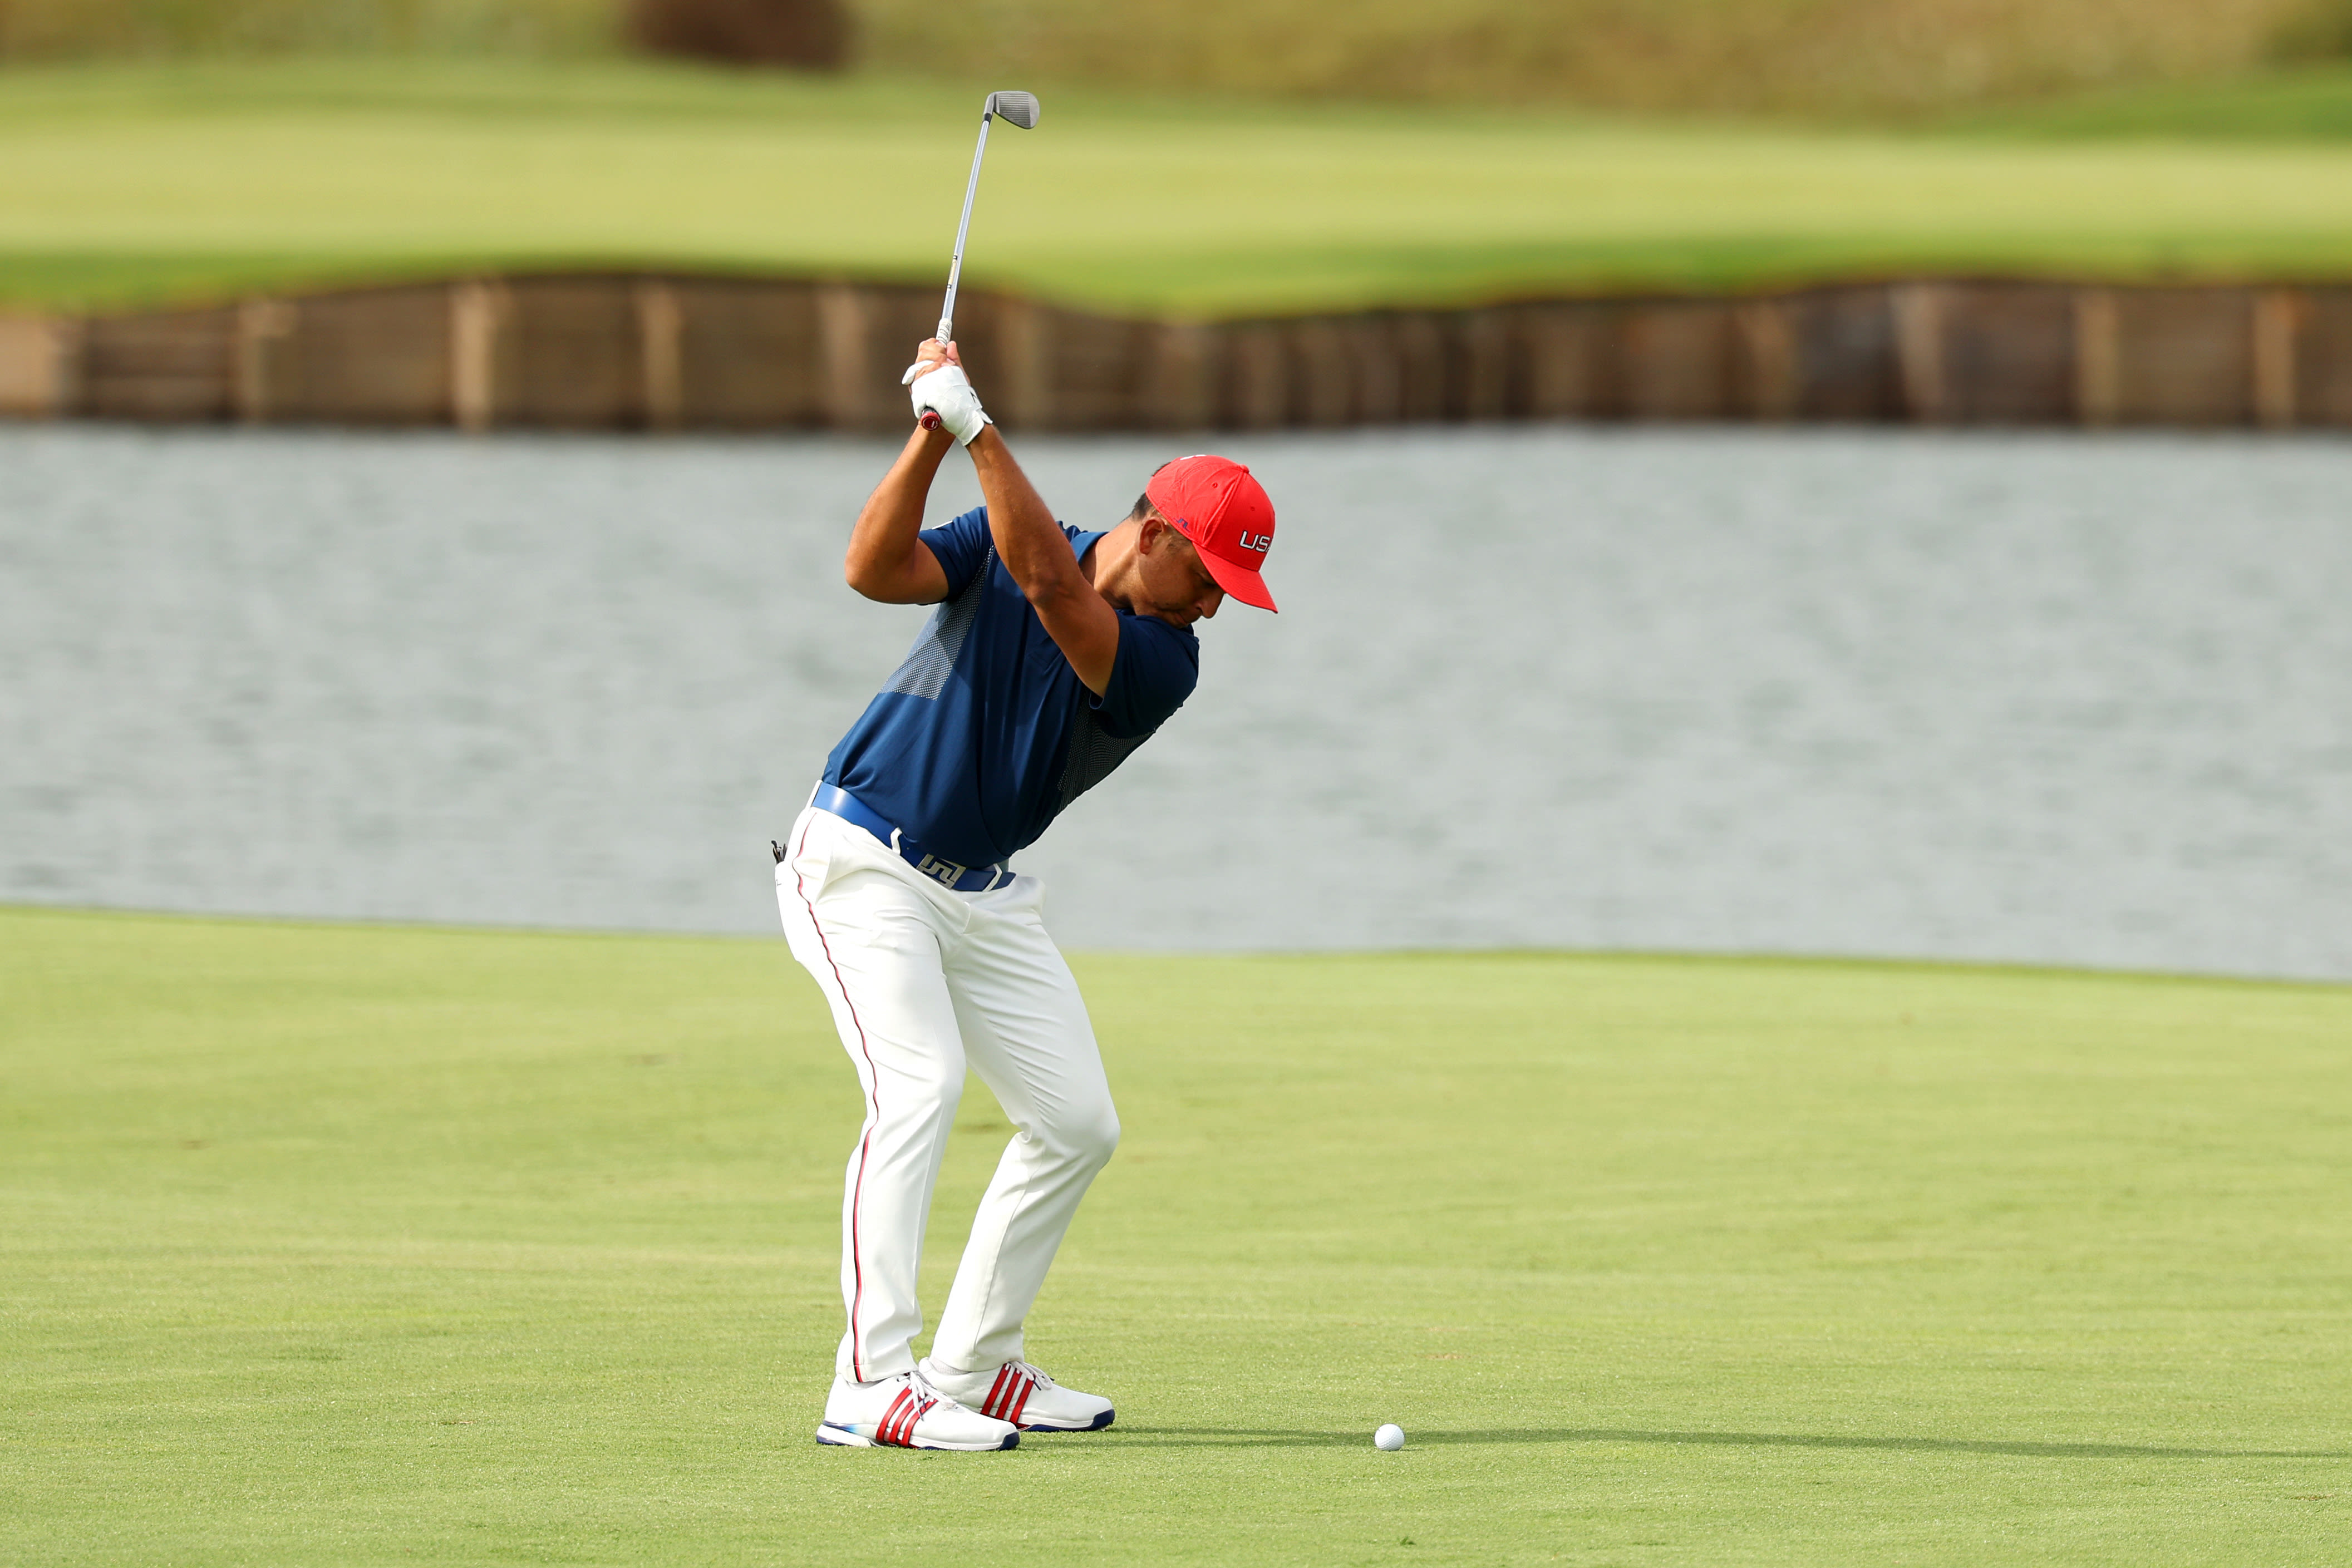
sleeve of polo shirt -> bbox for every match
[916,506,997,599]
[1093,614,1202,738]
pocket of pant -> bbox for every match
[777,813,840,901]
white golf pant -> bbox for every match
[776,802,1119,1384]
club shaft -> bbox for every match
[938,113,994,344]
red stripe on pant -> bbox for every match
[794,818,884,1383]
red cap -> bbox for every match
[1145,455,1278,613]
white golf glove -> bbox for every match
[903,360,992,446]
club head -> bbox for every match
[985,91,1040,130]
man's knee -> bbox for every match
[872,1049,966,1129]
[1044,1098,1119,1168]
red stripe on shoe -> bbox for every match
[1005,1374,1035,1428]
[878,1387,916,1446]
[982,1364,1014,1420]
[794,817,883,1384]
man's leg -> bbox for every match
[776,810,967,1384]
[927,879,1119,1379]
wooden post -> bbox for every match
[1933,284,2079,424]
[1224,324,1288,429]
[1777,287,1905,422]
[1144,322,1217,430]
[2298,287,2352,426]
[2073,289,2121,426]
[267,286,457,426]
[666,279,825,429]
[450,279,508,432]
[1619,303,1736,420]
[1037,310,1148,432]
[1459,310,1510,421]
[490,278,647,428]
[1892,283,1946,422]
[234,299,297,423]
[817,283,877,431]
[1738,298,1798,421]
[1519,304,1611,420]
[1347,317,1403,425]
[0,314,76,417]
[993,297,1055,431]
[1288,319,1354,427]
[2253,289,2301,430]
[636,280,685,432]
[1391,314,1447,422]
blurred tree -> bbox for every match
[2271,0,2352,57]
[844,0,2319,116]
[623,0,848,68]
[0,0,613,58]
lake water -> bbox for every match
[4,423,2348,982]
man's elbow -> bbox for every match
[1021,571,1089,618]
[844,553,888,601]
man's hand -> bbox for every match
[903,339,991,446]
[906,338,960,374]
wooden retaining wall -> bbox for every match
[2,275,2349,432]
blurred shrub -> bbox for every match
[2271,0,2352,57]
[0,0,2328,110]
[0,0,616,58]
[623,0,847,68]
[846,0,2319,115]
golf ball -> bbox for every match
[1374,1423,1405,1451]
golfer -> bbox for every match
[775,339,1278,1451]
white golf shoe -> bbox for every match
[919,1357,1115,1433]
[815,1370,1020,1451]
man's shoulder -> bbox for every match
[1115,613,1202,698]
[1120,609,1201,656]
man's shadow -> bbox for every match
[1104,1427,2348,1460]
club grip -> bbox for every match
[919,411,943,432]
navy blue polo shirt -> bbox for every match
[821,507,1200,869]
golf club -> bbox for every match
[918,90,1040,431]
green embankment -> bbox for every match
[1965,60,2352,139]
[6,60,2352,318]
[4,906,2348,1564]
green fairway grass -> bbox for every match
[6,60,2352,317]
[4,905,2347,1564]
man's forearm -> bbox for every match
[968,426,1120,693]
[968,428,1085,603]
[845,426,954,602]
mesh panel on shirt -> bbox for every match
[882,548,995,699]
[1056,705,1153,809]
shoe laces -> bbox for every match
[1003,1358,1056,1389]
